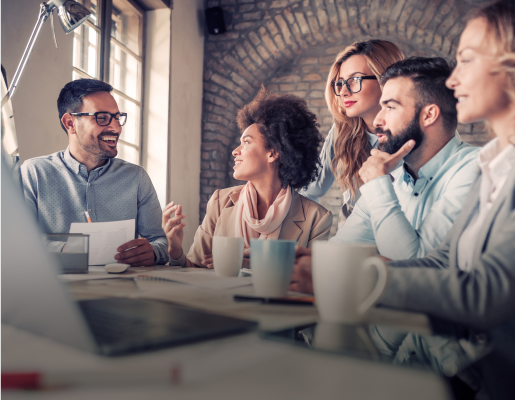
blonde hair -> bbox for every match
[474,0,515,106]
[325,40,404,199]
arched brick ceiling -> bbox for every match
[199,0,491,219]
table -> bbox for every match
[65,266,433,333]
[2,266,452,400]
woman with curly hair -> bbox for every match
[301,40,404,226]
[163,88,332,268]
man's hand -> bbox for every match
[295,246,311,258]
[115,238,155,266]
[377,255,392,263]
[162,201,187,260]
[289,246,314,294]
[242,248,250,268]
[359,140,415,184]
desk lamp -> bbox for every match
[5,0,91,102]
[1,0,91,163]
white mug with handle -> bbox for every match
[312,242,388,324]
[357,256,388,316]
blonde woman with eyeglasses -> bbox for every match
[301,40,404,225]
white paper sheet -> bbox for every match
[58,266,182,282]
[69,219,135,265]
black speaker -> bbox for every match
[206,7,226,35]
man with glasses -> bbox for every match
[292,57,480,291]
[21,79,169,266]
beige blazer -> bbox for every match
[184,185,333,268]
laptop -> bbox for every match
[1,158,257,356]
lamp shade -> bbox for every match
[54,0,91,34]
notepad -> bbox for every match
[69,219,135,265]
[134,270,253,291]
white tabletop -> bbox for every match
[62,266,432,333]
[2,267,447,399]
[2,324,451,400]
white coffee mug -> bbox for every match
[250,239,296,297]
[212,236,244,277]
[313,322,380,358]
[312,242,388,323]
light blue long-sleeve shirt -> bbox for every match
[300,124,379,207]
[21,147,170,265]
[330,133,480,260]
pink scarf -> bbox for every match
[235,182,293,248]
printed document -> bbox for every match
[69,219,135,265]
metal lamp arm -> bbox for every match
[5,0,91,102]
[6,2,55,101]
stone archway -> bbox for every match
[199,0,491,222]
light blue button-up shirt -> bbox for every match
[300,124,379,208]
[330,133,480,260]
[21,147,170,264]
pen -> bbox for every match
[84,211,92,223]
[2,367,182,390]
[233,294,315,305]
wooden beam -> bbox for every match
[132,0,172,11]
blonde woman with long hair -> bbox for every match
[294,3,515,396]
[301,40,404,225]
[375,3,515,396]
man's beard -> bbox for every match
[77,121,118,160]
[377,109,424,155]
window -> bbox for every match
[72,0,144,165]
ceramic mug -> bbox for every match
[250,239,296,297]
[212,236,244,277]
[313,322,380,358]
[312,242,388,323]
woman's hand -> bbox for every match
[162,201,187,260]
[202,248,250,269]
[201,254,214,269]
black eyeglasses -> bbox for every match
[331,76,377,96]
[70,111,128,126]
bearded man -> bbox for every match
[291,57,481,295]
[323,57,480,260]
[21,79,169,266]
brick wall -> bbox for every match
[200,0,492,233]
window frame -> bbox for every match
[73,0,146,165]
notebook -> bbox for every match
[1,157,257,356]
[134,270,253,291]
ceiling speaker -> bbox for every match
[206,7,226,35]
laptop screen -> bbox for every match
[1,157,97,352]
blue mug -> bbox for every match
[250,239,296,297]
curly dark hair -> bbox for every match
[236,87,323,189]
